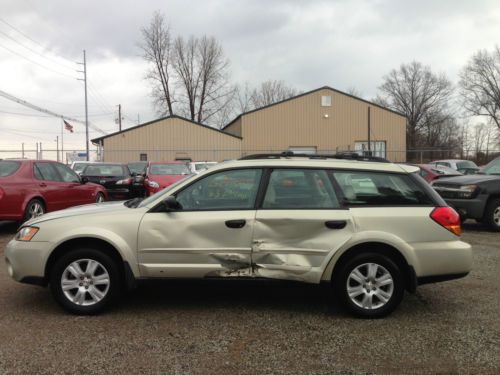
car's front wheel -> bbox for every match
[484,198,500,232]
[50,248,120,314]
[95,192,105,203]
[334,252,404,318]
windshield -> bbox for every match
[128,162,147,174]
[83,164,126,176]
[150,163,190,175]
[456,161,478,169]
[73,163,88,173]
[138,173,198,208]
[0,161,20,177]
[482,158,500,175]
[194,163,215,171]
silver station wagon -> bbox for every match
[5,153,472,318]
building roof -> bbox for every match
[222,85,406,130]
[91,114,242,144]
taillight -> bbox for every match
[430,207,461,236]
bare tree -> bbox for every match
[250,80,298,108]
[377,61,454,150]
[345,86,363,98]
[235,82,253,113]
[459,46,500,129]
[140,11,175,116]
[173,35,234,124]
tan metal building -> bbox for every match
[92,86,406,162]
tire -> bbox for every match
[22,199,45,223]
[95,192,105,203]
[49,248,121,315]
[334,252,404,318]
[483,198,500,232]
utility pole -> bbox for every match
[36,142,39,160]
[367,106,371,156]
[39,142,43,160]
[21,143,24,159]
[56,136,59,162]
[118,104,122,131]
[77,50,89,161]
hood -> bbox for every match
[25,201,127,226]
[149,174,187,188]
[433,174,500,185]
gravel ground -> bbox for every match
[0,221,499,374]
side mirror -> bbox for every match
[81,176,89,184]
[162,195,182,212]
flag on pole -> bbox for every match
[63,120,74,133]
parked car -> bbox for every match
[416,164,463,183]
[0,159,107,223]
[144,161,191,196]
[429,159,479,175]
[80,163,134,201]
[189,161,217,174]
[432,156,500,230]
[5,153,472,318]
[70,161,99,175]
[127,162,148,197]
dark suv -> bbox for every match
[432,157,500,231]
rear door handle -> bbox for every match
[225,219,246,229]
[325,220,347,229]
[39,182,47,187]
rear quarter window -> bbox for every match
[332,171,433,206]
[0,161,20,177]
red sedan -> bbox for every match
[416,164,463,183]
[0,159,107,222]
[144,161,191,196]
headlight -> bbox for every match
[15,227,39,241]
[458,184,478,198]
[148,180,160,188]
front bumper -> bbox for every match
[440,195,488,220]
[5,239,51,284]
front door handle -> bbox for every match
[325,220,347,229]
[225,219,246,229]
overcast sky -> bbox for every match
[1,0,499,157]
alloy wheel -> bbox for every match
[61,259,110,306]
[346,263,394,310]
[28,202,44,219]
[493,206,500,226]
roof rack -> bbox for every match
[239,151,389,163]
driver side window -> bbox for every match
[176,169,262,210]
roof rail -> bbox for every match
[239,151,390,163]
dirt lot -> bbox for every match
[0,221,499,374]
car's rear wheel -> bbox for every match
[484,198,500,232]
[50,248,121,314]
[22,199,45,222]
[334,252,404,318]
[95,192,105,203]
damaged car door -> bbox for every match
[137,168,263,278]
[252,168,353,283]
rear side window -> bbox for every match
[0,161,20,177]
[332,171,433,206]
[34,163,61,181]
[53,163,80,183]
[262,169,339,209]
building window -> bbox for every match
[321,95,332,107]
[354,141,386,158]
[140,153,148,161]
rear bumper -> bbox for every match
[107,188,134,200]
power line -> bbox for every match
[0,42,77,79]
[0,17,76,65]
[0,88,107,135]
[0,108,113,118]
[0,28,76,71]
